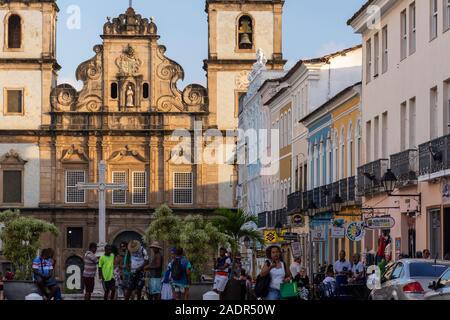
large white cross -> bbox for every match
[77,161,127,247]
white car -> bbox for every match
[370,259,450,300]
[424,267,450,300]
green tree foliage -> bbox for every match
[143,203,181,246]
[144,205,230,281]
[0,210,59,281]
[213,208,263,254]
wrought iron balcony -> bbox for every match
[419,134,450,179]
[287,191,303,214]
[261,208,288,228]
[340,178,348,202]
[258,211,268,228]
[357,159,389,196]
[390,149,418,186]
[348,176,356,202]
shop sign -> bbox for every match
[291,214,305,227]
[330,219,345,238]
[365,217,395,230]
[345,221,365,242]
[263,229,289,244]
[264,230,278,244]
[291,242,302,258]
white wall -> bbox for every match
[361,0,450,160]
[0,10,43,58]
[0,143,40,207]
[0,70,42,129]
[308,49,363,112]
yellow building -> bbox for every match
[330,82,363,262]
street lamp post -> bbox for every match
[306,201,317,286]
[381,169,422,207]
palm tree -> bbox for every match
[213,208,262,254]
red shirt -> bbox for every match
[4,271,14,281]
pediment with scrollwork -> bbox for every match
[50,7,208,123]
[0,149,27,165]
[107,146,147,164]
[60,145,90,163]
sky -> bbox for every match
[56,0,366,89]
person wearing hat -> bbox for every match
[145,241,163,300]
[124,240,149,300]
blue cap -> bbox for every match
[170,247,177,254]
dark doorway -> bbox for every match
[444,208,450,256]
[112,231,143,249]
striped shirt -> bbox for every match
[83,251,98,278]
[32,257,53,279]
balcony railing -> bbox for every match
[348,176,356,202]
[287,191,302,214]
[286,176,359,219]
[419,134,450,179]
[258,211,268,228]
[258,209,288,229]
[390,149,418,186]
[357,159,389,196]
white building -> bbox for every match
[237,50,286,216]
[349,0,450,258]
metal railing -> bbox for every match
[390,149,418,186]
[357,159,389,196]
[419,134,450,177]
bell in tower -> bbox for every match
[239,33,252,47]
[238,16,253,49]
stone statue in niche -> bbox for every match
[126,85,134,107]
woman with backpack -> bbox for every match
[258,245,292,300]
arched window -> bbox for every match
[110,82,118,99]
[142,83,149,99]
[237,15,253,50]
[7,14,21,49]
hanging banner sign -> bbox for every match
[346,221,365,242]
[312,225,326,242]
[331,219,346,239]
[365,217,395,230]
[291,242,302,258]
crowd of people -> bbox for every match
[83,240,176,300]
[255,241,450,301]
[3,235,449,301]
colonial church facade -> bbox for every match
[0,0,284,282]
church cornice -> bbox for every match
[203,58,286,71]
[0,58,61,70]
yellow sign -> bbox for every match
[264,229,289,244]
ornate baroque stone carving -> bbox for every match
[116,44,142,76]
[103,7,157,36]
[61,145,90,163]
[235,71,250,91]
[75,45,104,112]
[50,84,78,111]
[108,145,147,163]
[0,149,27,165]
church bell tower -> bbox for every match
[204,0,285,208]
